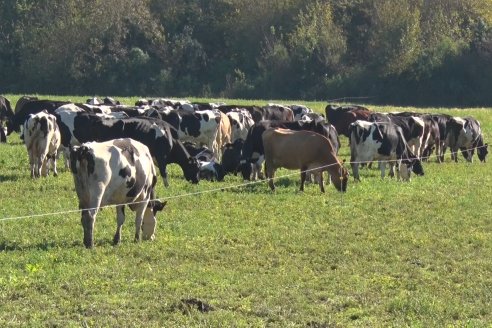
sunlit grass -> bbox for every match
[0,95,491,326]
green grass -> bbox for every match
[1,95,491,327]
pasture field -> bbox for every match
[0,95,491,327]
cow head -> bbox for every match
[239,160,253,180]
[184,156,200,184]
[478,143,488,162]
[222,139,244,174]
[333,165,349,192]
[142,200,167,240]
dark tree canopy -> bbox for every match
[1,0,491,106]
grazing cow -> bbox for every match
[325,104,373,137]
[183,142,225,181]
[70,138,167,248]
[240,119,340,180]
[55,109,200,186]
[369,113,426,158]
[445,117,488,162]
[349,120,424,181]
[428,113,453,162]
[262,128,348,192]
[23,111,61,178]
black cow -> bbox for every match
[55,109,200,186]
[7,99,70,135]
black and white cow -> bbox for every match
[70,138,166,248]
[23,111,61,178]
[158,109,223,160]
[288,104,313,121]
[183,142,225,181]
[369,113,425,158]
[349,120,424,181]
[226,109,255,142]
[55,108,200,186]
[445,116,488,162]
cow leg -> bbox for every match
[351,162,360,181]
[113,205,126,245]
[81,208,98,248]
[36,155,44,178]
[134,203,147,242]
[41,156,49,177]
[52,155,58,177]
[380,161,386,179]
[451,147,459,162]
[156,162,169,187]
[389,162,395,178]
[318,171,325,193]
[28,151,36,178]
[265,163,276,191]
[300,168,307,191]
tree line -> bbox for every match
[1,0,491,106]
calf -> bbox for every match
[23,111,61,178]
[70,138,166,248]
[262,128,348,193]
[349,120,424,181]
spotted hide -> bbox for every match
[70,138,167,248]
[23,111,61,178]
[349,120,424,181]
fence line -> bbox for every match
[326,96,376,103]
[0,144,487,222]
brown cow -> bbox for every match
[325,104,372,137]
[215,111,232,161]
[262,128,349,192]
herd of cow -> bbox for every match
[0,96,488,247]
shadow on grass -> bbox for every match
[0,237,121,252]
[0,174,22,182]
[0,240,79,252]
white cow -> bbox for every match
[70,138,166,248]
[23,111,61,178]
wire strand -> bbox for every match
[0,144,487,222]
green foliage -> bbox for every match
[1,0,492,105]
[0,95,492,326]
